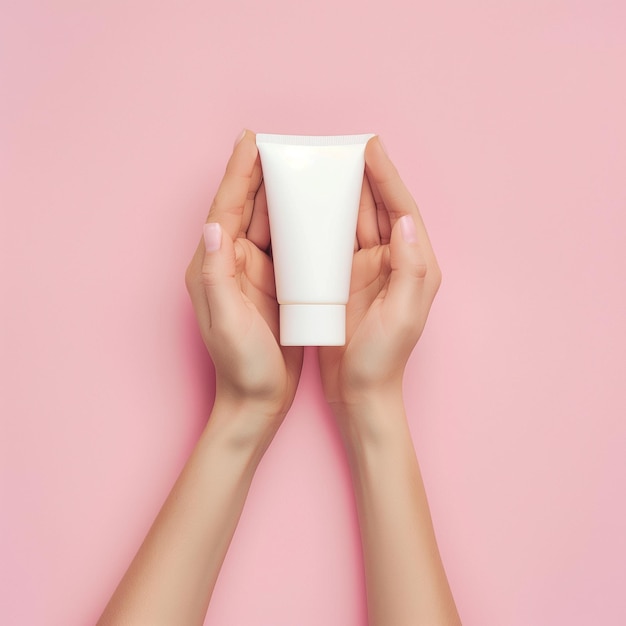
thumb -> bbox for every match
[385,214,428,318]
[202,222,245,328]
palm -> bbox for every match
[233,238,280,341]
[319,244,396,405]
[236,239,301,391]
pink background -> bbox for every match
[2,1,625,624]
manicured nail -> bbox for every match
[399,215,417,243]
[233,129,246,148]
[203,222,222,252]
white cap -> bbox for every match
[279,304,346,346]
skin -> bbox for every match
[97,131,460,625]
[320,139,460,625]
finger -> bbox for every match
[369,179,391,245]
[234,240,281,339]
[241,152,263,234]
[185,237,211,335]
[364,163,391,244]
[246,180,271,252]
[384,215,439,324]
[201,222,246,328]
[207,130,261,240]
[356,172,381,249]
[365,136,433,254]
[233,239,276,299]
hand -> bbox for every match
[186,130,303,439]
[318,138,459,625]
[319,137,441,417]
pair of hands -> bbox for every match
[185,130,441,442]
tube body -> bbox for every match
[256,133,373,345]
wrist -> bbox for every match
[335,393,417,485]
[203,395,285,462]
[329,382,407,451]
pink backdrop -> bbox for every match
[2,1,625,624]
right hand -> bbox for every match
[318,137,441,418]
[186,130,303,438]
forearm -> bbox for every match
[98,403,274,626]
[336,392,460,626]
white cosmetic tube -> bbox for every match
[256,133,374,346]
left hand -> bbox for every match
[318,137,442,419]
[186,130,303,437]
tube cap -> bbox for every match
[279,304,346,346]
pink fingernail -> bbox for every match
[203,222,222,252]
[233,129,246,148]
[399,215,417,243]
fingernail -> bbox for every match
[233,129,246,149]
[203,222,222,252]
[399,215,417,243]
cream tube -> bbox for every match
[256,133,374,346]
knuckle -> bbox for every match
[211,190,244,219]
[201,265,219,289]
[430,261,443,291]
[413,262,428,279]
